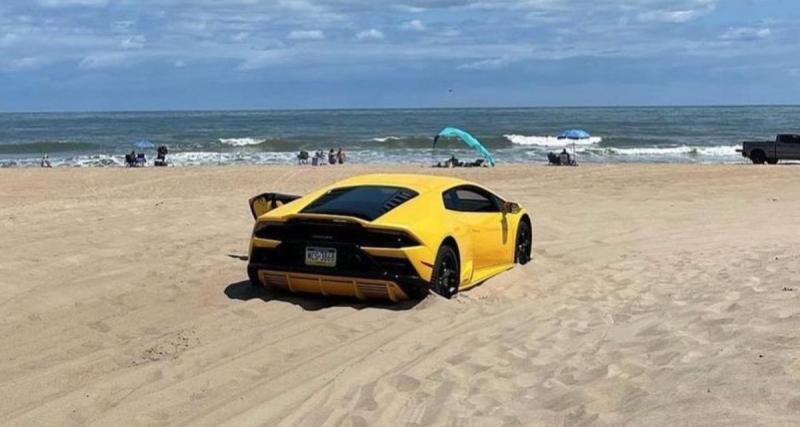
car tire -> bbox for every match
[751,150,766,164]
[767,159,778,165]
[514,220,532,265]
[431,245,459,299]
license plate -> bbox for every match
[305,247,337,267]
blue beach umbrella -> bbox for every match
[559,129,591,140]
[433,127,496,167]
[133,139,155,150]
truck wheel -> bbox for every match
[750,150,766,164]
[767,159,778,165]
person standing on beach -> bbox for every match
[336,147,346,164]
[41,153,52,168]
[328,149,336,165]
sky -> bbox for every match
[0,0,799,111]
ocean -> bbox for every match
[1,106,797,167]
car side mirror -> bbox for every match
[502,201,521,215]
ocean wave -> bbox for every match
[595,145,739,157]
[0,141,103,154]
[370,136,402,143]
[504,134,602,147]
[218,137,267,146]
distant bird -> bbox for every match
[448,88,453,94]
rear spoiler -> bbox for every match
[249,192,301,219]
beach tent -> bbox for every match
[133,139,155,150]
[433,127,496,167]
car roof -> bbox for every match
[328,174,472,194]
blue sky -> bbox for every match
[0,0,798,111]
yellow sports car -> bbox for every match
[247,174,532,301]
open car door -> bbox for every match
[249,192,301,219]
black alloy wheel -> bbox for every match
[515,221,532,265]
[432,245,459,299]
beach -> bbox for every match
[1,164,799,426]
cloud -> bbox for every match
[3,57,48,72]
[719,27,771,41]
[78,53,132,69]
[36,0,108,7]
[232,32,250,42]
[400,19,426,32]
[119,35,146,49]
[355,28,384,41]
[457,56,515,70]
[287,30,325,40]
[636,0,717,23]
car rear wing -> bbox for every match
[249,192,301,219]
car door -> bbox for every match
[787,135,800,160]
[443,186,508,271]
[775,135,800,160]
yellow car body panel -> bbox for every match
[247,174,531,300]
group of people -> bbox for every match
[298,148,347,166]
[434,155,486,168]
[125,145,169,167]
[547,148,577,166]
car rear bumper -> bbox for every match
[248,267,413,301]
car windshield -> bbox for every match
[301,185,418,221]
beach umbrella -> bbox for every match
[433,127,496,167]
[133,139,155,150]
[559,129,591,140]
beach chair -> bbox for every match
[135,153,146,167]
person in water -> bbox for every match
[41,153,52,168]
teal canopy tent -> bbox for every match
[433,127,496,167]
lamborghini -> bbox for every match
[247,174,532,301]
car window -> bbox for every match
[442,186,500,213]
[301,185,418,221]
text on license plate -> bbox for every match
[305,247,337,267]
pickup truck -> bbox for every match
[739,134,800,164]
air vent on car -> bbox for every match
[379,190,416,214]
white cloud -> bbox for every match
[287,30,325,40]
[36,0,108,7]
[457,56,515,70]
[232,32,250,42]
[119,35,146,49]
[719,27,771,41]
[4,57,48,71]
[636,0,717,23]
[78,53,132,69]
[400,19,426,32]
[355,28,384,41]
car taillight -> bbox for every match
[254,222,285,240]
[362,229,420,248]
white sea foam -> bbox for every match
[598,145,739,157]
[218,137,266,146]
[504,134,602,147]
[371,136,402,143]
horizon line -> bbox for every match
[2,103,800,115]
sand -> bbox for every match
[1,164,799,426]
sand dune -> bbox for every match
[1,164,799,426]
